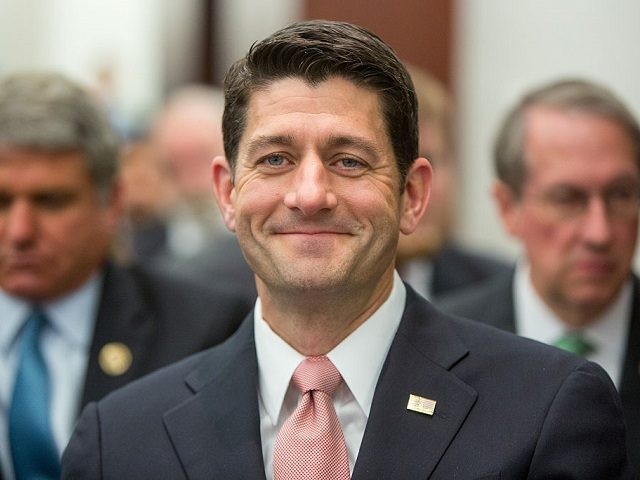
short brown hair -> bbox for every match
[222,20,418,189]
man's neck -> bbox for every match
[256,274,394,356]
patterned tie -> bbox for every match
[553,331,595,357]
[9,309,61,480]
[273,356,350,480]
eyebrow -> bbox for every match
[244,133,383,159]
[245,135,295,159]
[326,134,383,159]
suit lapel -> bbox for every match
[620,278,640,399]
[619,277,640,470]
[163,318,266,480]
[80,263,156,407]
[353,288,477,479]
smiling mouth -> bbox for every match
[280,231,346,235]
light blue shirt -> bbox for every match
[0,273,101,480]
[256,270,406,479]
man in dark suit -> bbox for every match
[440,78,640,473]
[0,72,251,480]
[396,65,509,302]
[62,21,633,478]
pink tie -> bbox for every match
[273,356,350,480]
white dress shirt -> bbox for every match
[0,273,101,480]
[514,262,631,387]
[256,271,406,479]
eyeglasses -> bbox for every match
[525,183,640,222]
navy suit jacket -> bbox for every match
[61,287,633,479]
[81,261,253,407]
[2,261,252,479]
[440,271,640,475]
[429,244,510,301]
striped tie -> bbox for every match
[273,356,350,479]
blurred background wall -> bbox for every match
[1,0,640,265]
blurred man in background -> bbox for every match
[442,78,640,473]
[120,85,227,263]
[149,85,228,259]
[116,138,179,262]
[119,84,256,301]
[0,72,251,480]
[396,65,508,302]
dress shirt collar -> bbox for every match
[255,271,407,425]
[0,272,103,353]
[514,260,631,385]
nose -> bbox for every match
[283,156,338,216]
[4,200,37,248]
[580,196,613,247]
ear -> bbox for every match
[399,157,432,235]
[211,155,236,232]
[103,179,124,233]
[492,180,522,237]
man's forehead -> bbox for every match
[0,146,85,162]
[0,148,93,185]
[242,78,385,134]
[522,157,640,190]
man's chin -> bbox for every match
[568,288,620,314]
[0,277,52,301]
[263,269,349,294]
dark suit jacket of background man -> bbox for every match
[429,244,510,302]
[155,234,258,306]
[61,286,633,479]
[440,271,640,474]
[0,261,252,479]
[79,260,252,406]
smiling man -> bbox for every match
[441,78,640,474]
[62,22,633,479]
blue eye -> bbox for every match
[340,157,362,168]
[264,154,286,166]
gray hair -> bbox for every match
[494,78,640,196]
[0,71,120,193]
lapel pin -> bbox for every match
[99,342,133,376]
[407,394,436,416]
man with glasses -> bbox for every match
[442,78,640,473]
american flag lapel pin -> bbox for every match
[407,393,436,416]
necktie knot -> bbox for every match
[21,308,47,343]
[292,356,343,396]
[553,331,595,356]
